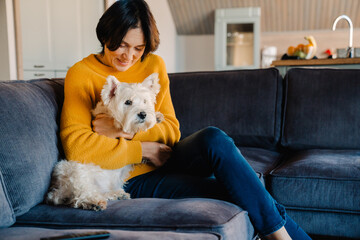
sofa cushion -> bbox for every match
[169,68,283,150]
[268,149,360,212]
[0,171,15,228]
[16,198,254,240]
[0,227,221,240]
[240,147,281,175]
[0,79,64,217]
[286,209,360,238]
[281,68,360,150]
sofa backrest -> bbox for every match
[0,171,15,228]
[281,68,360,150]
[0,79,64,225]
[169,68,283,150]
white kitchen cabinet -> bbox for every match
[55,70,68,78]
[214,7,261,70]
[23,70,55,80]
[20,0,54,71]
[20,0,104,79]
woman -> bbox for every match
[61,1,311,239]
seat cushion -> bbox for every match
[0,79,64,217]
[16,198,254,240]
[0,227,221,240]
[0,171,15,228]
[281,68,360,150]
[240,147,281,175]
[169,68,283,150]
[268,149,360,212]
[286,209,360,238]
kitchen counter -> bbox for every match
[271,58,360,76]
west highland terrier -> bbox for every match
[46,73,163,211]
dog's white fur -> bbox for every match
[46,73,163,211]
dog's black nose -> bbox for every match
[138,112,147,120]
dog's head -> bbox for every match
[101,73,163,134]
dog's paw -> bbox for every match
[106,190,130,200]
[117,192,131,200]
[77,200,107,211]
[93,200,107,211]
[91,200,107,211]
[156,112,164,123]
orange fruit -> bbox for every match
[297,44,305,52]
[287,46,296,56]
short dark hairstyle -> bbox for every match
[96,0,160,61]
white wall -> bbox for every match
[0,0,17,80]
[177,35,215,72]
[146,0,177,73]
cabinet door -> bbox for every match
[215,8,261,70]
[20,0,104,72]
[55,70,67,78]
[20,0,54,70]
[23,70,55,80]
[51,0,104,70]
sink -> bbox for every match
[336,48,360,58]
[336,48,347,58]
[332,15,354,58]
[355,48,360,58]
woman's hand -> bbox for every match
[92,113,134,140]
[141,142,172,167]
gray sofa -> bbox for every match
[0,68,359,239]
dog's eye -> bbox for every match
[144,100,147,104]
[125,100,132,105]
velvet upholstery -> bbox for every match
[0,171,15,228]
[268,149,360,212]
[281,68,360,150]
[0,79,64,217]
[169,68,283,150]
[287,209,360,238]
[0,227,221,240]
[16,198,254,240]
[240,147,282,175]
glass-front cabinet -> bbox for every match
[215,8,261,70]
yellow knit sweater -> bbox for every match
[60,54,181,179]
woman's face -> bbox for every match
[103,27,146,72]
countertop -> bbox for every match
[271,58,360,66]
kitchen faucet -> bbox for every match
[332,15,354,58]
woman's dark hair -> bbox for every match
[96,0,160,61]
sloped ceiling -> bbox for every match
[167,0,360,35]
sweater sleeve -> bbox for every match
[60,67,143,170]
[132,58,181,146]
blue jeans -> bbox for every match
[125,127,311,239]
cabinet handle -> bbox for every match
[34,65,45,68]
[34,73,45,77]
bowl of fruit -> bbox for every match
[282,36,317,60]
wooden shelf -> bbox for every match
[272,58,360,67]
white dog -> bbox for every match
[46,73,163,211]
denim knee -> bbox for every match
[196,127,233,148]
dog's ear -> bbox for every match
[142,73,160,95]
[101,75,119,105]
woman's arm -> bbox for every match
[132,58,181,146]
[61,56,180,170]
[60,68,143,170]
